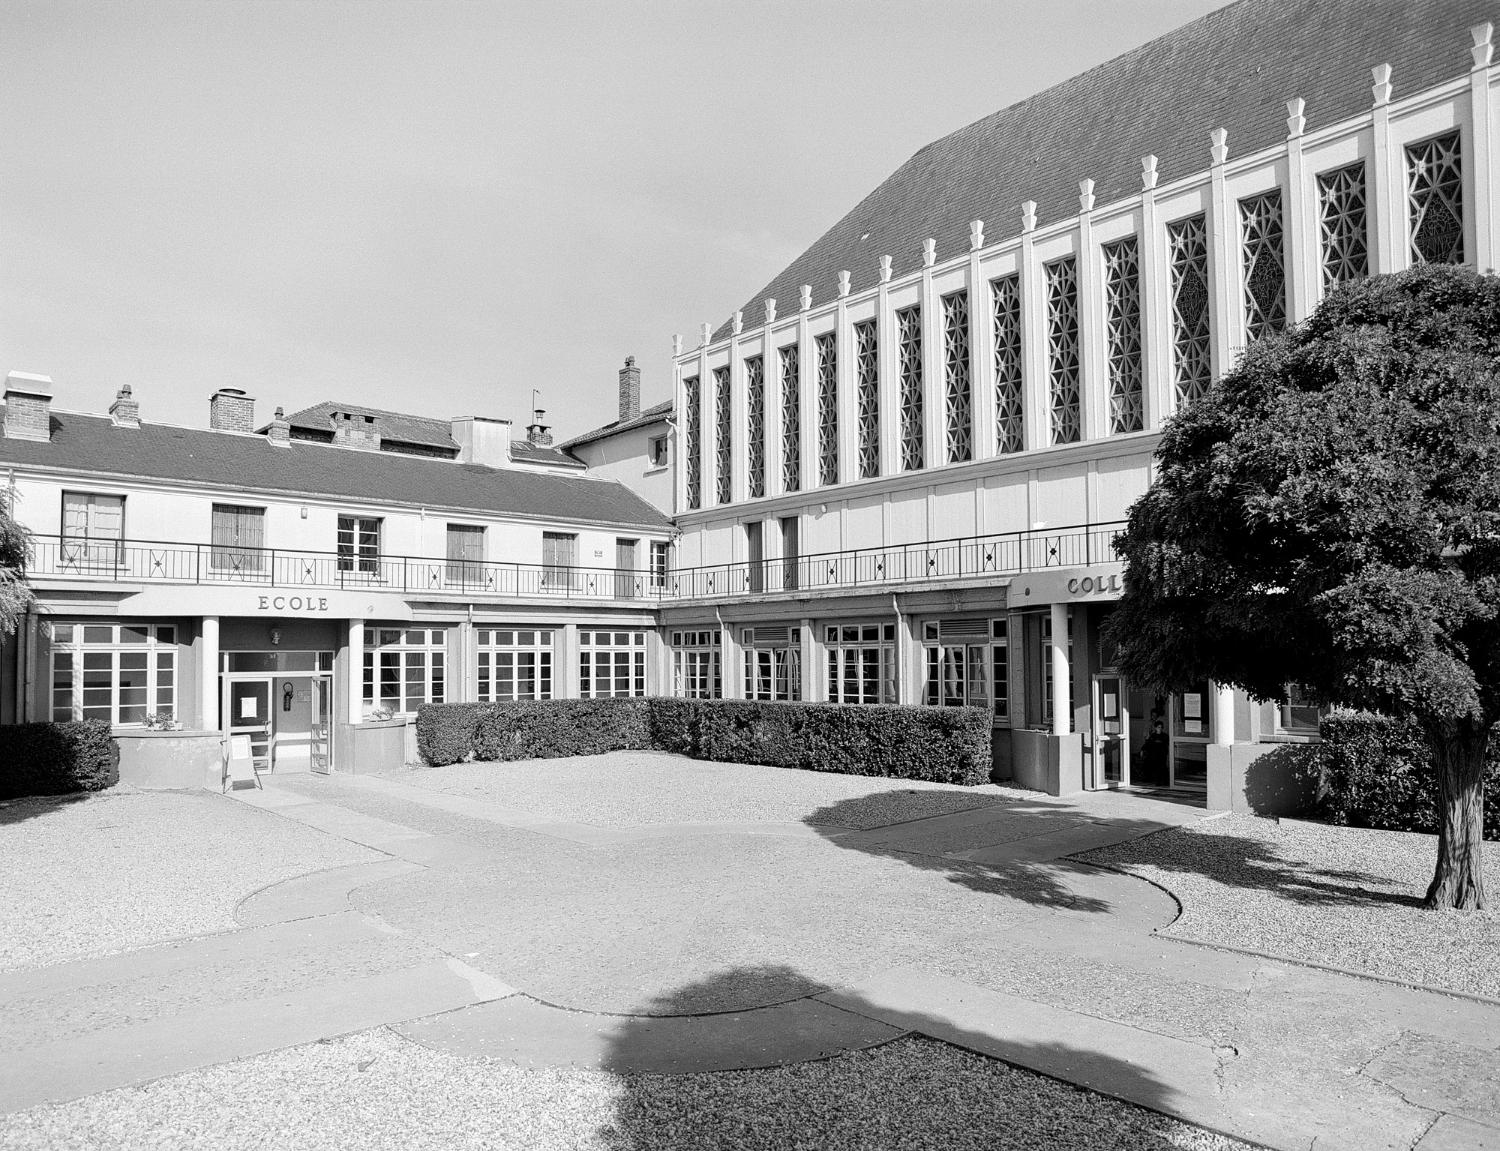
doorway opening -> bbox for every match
[1088,674,1211,793]
[221,651,335,775]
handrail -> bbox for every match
[23,520,1126,603]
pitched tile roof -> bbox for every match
[1,412,670,529]
[280,401,459,450]
[717,0,1494,340]
[509,440,586,468]
[560,400,673,450]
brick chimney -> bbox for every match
[267,406,291,446]
[209,388,255,432]
[618,355,641,423]
[331,409,380,450]
[109,384,140,428]
[3,372,54,441]
[526,408,553,447]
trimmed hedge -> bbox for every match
[1313,711,1499,841]
[417,697,992,785]
[0,720,120,800]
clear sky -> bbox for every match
[2,0,1231,441]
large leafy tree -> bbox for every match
[1106,265,1500,911]
[0,489,32,638]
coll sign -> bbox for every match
[1066,573,1123,596]
[255,595,331,613]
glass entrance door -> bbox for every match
[1090,674,1129,788]
[310,675,332,774]
[227,679,273,772]
[1170,683,1211,791]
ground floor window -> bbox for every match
[826,623,897,704]
[363,626,446,714]
[743,626,801,701]
[476,628,552,701]
[1277,682,1323,735]
[671,630,721,699]
[50,621,176,726]
[580,629,647,698]
[922,619,996,711]
[1020,611,1073,728]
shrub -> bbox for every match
[0,720,119,800]
[415,702,486,767]
[417,697,991,785]
[1314,711,1499,840]
[473,699,652,761]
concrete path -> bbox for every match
[3,760,1497,1151]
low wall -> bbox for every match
[335,718,409,775]
[115,730,223,790]
[1207,741,1320,816]
[1009,729,1085,796]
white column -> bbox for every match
[560,623,580,699]
[1283,99,1316,323]
[970,222,997,460]
[1212,681,1236,747]
[876,259,900,478]
[799,617,818,702]
[346,618,363,724]
[200,616,219,731]
[920,241,943,468]
[1469,23,1496,272]
[1139,156,1169,429]
[1050,602,1071,736]
[1369,65,1399,274]
[1019,202,1048,451]
[1077,181,1107,442]
[1207,128,1239,377]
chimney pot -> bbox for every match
[527,408,553,448]
[267,405,291,446]
[3,372,55,442]
[618,356,642,423]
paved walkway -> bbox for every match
[3,762,1497,1151]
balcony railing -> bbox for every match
[663,520,1126,600]
[25,521,1125,605]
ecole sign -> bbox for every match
[1066,573,1122,596]
[255,595,331,614]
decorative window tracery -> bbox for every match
[1167,214,1212,408]
[898,305,924,470]
[1240,190,1286,342]
[1044,257,1080,445]
[855,320,879,478]
[816,333,838,486]
[746,356,765,498]
[714,366,732,504]
[942,290,972,463]
[991,275,1024,454]
[1317,162,1368,289]
[685,375,701,509]
[1407,131,1464,266]
[1102,237,1143,435]
[780,345,800,493]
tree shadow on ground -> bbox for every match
[592,964,1245,1151]
[0,791,92,826]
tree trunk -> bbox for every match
[1422,718,1488,911]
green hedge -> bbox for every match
[1314,711,1499,840]
[416,697,992,785]
[0,720,120,800]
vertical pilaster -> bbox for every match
[1050,603,1071,736]
[721,621,744,700]
[560,623,580,699]
[1369,64,1400,274]
[797,290,815,496]
[729,314,746,504]
[835,273,856,486]
[346,618,363,725]
[765,302,784,498]
[1019,201,1048,451]
[1283,98,1316,321]
[1139,156,1169,430]
[1207,127,1238,379]
[1076,180,1106,441]
[920,239,942,468]
[877,257,899,477]
[969,221,997,460]
[1212,681,1236,747]
[801,616,820,703]
[671,334,686,517]
[200,616,219,731]
[1469,23,1496,270]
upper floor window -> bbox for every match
[445,524,485,586]
[1101,238,1143,435]
[780,345,801,493]
[648,434,669,469]
[50,621,176,727]
[1044,256,1080,445]
[476,628,552,702]
[1240,189,1286,341]
[337,515,381,574]
[826,622,897,705]
[649,540,670,590]
[897,305,924,471]
[211,504,266,575]
[942,290,972,464]
[746,355,765,498]
[541,531,578,591]
[991,275,1024,454]
[1167,213,1212,408]
[714,365,732,504]
[363,626,445,715]
[61,491,124,570]
[579,629,647,698]
[816,333,838,485]
[671,629,722,699]
[685,375,702,510]
[1317,161,1369,289]
[854,319,880,478]
[1407,131,1464,266]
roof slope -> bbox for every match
[510,441,586,468]
[719,0,1493,339]
[561,400,673,450]
[1,413,671,529]
[281,401,458,449]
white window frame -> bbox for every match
[50,621,177,727]
[579,629,647,698]
[671,630,722,699]
[476,628,553,702]
[825,623,897,705]
[362,626,446,715]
